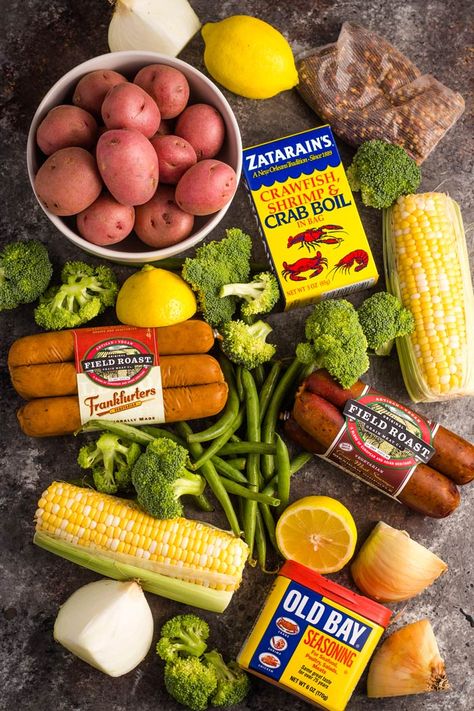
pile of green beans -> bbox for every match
[82,355,313,570]
[182,354,313,569]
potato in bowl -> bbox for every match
[27,51,242,264]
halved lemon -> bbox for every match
[275,495,357,574]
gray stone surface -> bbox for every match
[0,1,472,710]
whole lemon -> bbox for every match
[202,15,298,99]
[116,264,197,327]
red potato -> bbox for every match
[175,160,237,216]
[96,129,159,207]
[134,185,194,248]
[76,194,135,246]
[36,105,98,155]
[73,70,127,116]
[175,103,225,160]
[101,83,161,138]
[134,64,190,119]
[150,135,197,184]
[34,147,102,216]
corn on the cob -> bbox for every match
[34,481,249,612]
[384,192,474,402]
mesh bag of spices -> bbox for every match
[296,22,465,164]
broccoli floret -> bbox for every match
[296,300,369,388]
[77,432,142,494]
[204,650,251,707]
[220,319,276,370]
[164,656,217,711]
[346,140,421,209]
[156,614,210,662]
[182,228,253,328]
[0,239,52,311]
[131,438,205,519]
[34,261,118,330]
[357,291,415,356]
[219,271,280,320]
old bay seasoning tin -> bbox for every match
[238,561,391,711]
[242,125,378,310]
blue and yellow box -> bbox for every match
[242,126,378,310]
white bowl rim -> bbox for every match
[27,50,243,264]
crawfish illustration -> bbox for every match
[328,249,369,278]
[287,224,345,251]
[281,252,328,281]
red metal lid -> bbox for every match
[280,560,392,628]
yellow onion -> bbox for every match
[351,521,447,601]
[367,619,449,697]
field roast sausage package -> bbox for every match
[9,322,229,437]
[287,370,474,518]
[73,326,165,425]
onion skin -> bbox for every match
[351,521,447,602]
[367,619,449,698]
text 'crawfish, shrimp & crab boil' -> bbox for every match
[242,126,379,309]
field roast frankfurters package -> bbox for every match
[73,326,165,425]
[9,321,229,437]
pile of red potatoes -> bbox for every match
[34,65,238,249]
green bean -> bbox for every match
[241,369,261,560]
[263,452,314,496]
[176,422,241,537]
[190,407,244,470]
[211,456,248,484]
[252,364,266,388]
[254,508,267,570]
[261,358,304,479]
[276,434,291,514]
[224,457,247,471]
[187,355,240,443]
[290,452,313,475]
[235,365,245,402]
[194,493,214,512]
[259,361,283,424]
[218,442,276,456]
[141,426,183,445]
[229,434,242,443]
[221,479,280,506]
[259,503,278,551]
[81,419,154,446]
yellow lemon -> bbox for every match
[116,264,196,327]
[275,495,357,574]
[202,15,298,99]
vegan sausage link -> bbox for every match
[291,388,460,519]
[17,382,229,438]
[10,354,224,400]
[305,370,474,485]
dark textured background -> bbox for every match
[0,1,473,710]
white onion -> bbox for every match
[54,579,154,677]
[108,0,201,56]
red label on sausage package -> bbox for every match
[73,325,165,426]
[323,386,439,498]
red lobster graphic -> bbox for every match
[328,250,369,278]
[287,224,345,251]
[281,252,328,281]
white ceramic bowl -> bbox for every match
[27,51,242,264]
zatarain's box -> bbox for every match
[242,126,378,310]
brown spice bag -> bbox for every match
[297,22,465,164]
